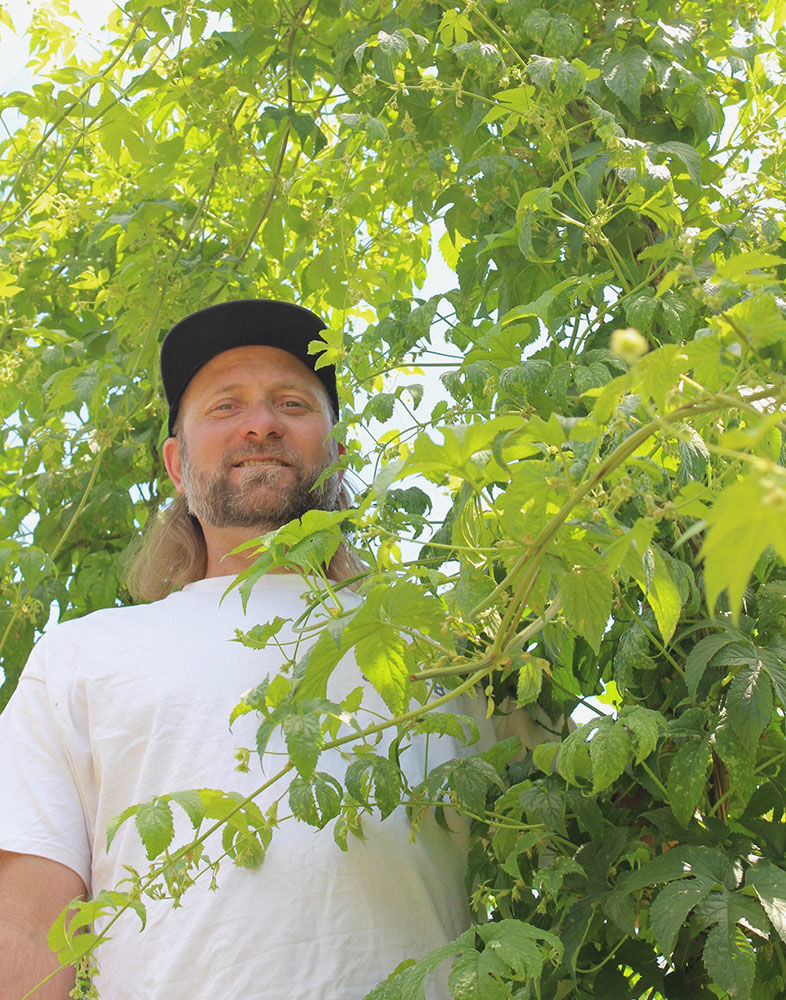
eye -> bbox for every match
[280,398,307,410]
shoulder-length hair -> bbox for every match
[125,482,362,604]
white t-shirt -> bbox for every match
[0,576,486,999]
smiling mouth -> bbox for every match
[234,458,288,468]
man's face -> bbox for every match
[163,345,341,532]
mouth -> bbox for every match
[233,458,289,468]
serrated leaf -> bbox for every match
[477,919,563,980]
[557,728,592,786]
[532,741,560,773]
[644,546,682,644]
[553,57,583,103]
[282,712,322,778]
[702,899,756,997]
[355,629,411,715]
[516,656,544,706]
[289,776,319,826]
[559,563,612,653]
[685,633,736,700]
[448,947,509,1000]
[313,772,342,824]
[346,754,400,818]
[106,803,138,851]
[589,721,631,791]
[702,472,786,617]
[746,860,786,944]
[650,877,713,955]
[135,798,175,860]
[411,710,480,746]
[620,706,665,762]
[170,789,205,829]
[448,756,503,813]
[602,46,652,114]
[366,929,475,1000]
[232,617,287,650]
[666,736,711,827]
[725,662,773,746]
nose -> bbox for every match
[237,399,284,439]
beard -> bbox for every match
[178,436,341,531]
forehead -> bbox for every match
[182,345,328,405]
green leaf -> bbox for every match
[232,617,287,650]
[657,140,701,184]
[447,756,504,813]
[602,46,652,115]
[632,344,690,410]
[410,711,480,747]
[619,706,665,763]
[355,629,412,715]
[292,626,346,702]
[106,804,138,851]
[515,655,544,706]
[746,860,786,944]
[170,789,206,829]
[345,754,401,818]
[702,898,756,997]
[702,471,786,616]
[617,844,732,893]
[725,662,773,747]
[589,720,632,791]
[557,727,592,786]
[685,633,736,700]
[666,736,711,827]
[559,563,613,653]
[650,877,714,955]
[448,947,509,1000]
[282,713,323,778]
[476,919,563,980]
[289,776,319,826]
[135,798,175,860]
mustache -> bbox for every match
[218,443,302,470]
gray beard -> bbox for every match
[178,437,341,532]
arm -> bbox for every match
[0,851,86,1000]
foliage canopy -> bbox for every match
[3,0,786,996]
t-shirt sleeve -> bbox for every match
[0,639,92,889]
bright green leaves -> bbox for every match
[559,564,612,654]
[515,654,544,706]
[135,799,175,860]
[282,713,323,779]
[702,469,786,616]
[106,787,273,870]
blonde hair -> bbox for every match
[125,483,363,604]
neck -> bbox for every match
[202,523,290,578]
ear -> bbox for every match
[162,436,185,494]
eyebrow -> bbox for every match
[204,380,320,397]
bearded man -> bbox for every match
[0,300,492,1000]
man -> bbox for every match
[0,300,487,1000]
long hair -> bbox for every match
[125,482,363,604]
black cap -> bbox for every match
[160,299,338,435]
